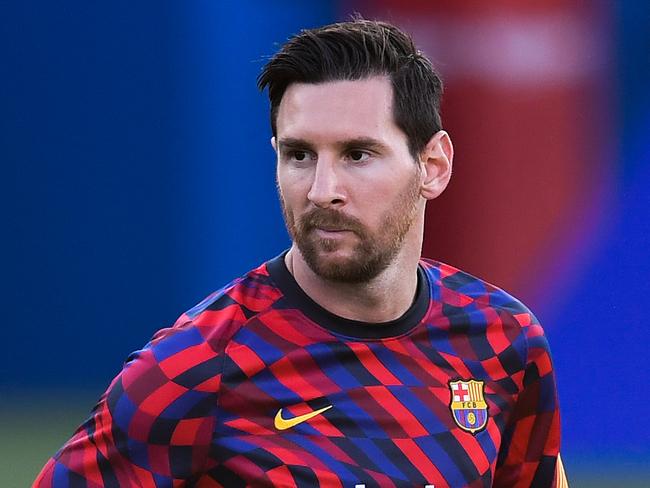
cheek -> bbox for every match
[357,185,395,214]
[278,181,296,207]
[365,173,420,223]
[278,170,310,204]
[277,184,304,223]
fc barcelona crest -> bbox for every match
[449,379,489,434]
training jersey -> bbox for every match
[35,253,567,487]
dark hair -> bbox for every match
[257,18,443,158]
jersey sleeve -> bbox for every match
[33,322,223,487]
[493,318,568,488]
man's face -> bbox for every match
[274,76,424,283]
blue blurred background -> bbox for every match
[2,1,648,485]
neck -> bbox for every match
[286,237,422,324]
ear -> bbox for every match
[419,130,453,200]
[271,136,277,152]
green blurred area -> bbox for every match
[0,391,101,487]
[2,393,648,487]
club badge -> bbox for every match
[449,379,489,434]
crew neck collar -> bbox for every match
[265,251,430,340]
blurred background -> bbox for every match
[2,0,648,486]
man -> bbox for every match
[35,19,567,487]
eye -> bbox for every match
[292,151,308,161]
[347,150,371,163]
[285,150,314,163]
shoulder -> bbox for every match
[419,258,544,342]
[145,259,285,358]
[420,258,533,314]
[419,258,555,394]
[111,259,285,412]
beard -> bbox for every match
[280,167,422,284]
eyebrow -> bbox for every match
[277,138,315,152]
[277,137,389,153]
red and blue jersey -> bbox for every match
[35,253,567,487]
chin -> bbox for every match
[302,245,387,284]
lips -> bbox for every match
[314,227,351,235]
[316,227,349,232]
[312,227,356,241]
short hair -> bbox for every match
[257,18,444,159]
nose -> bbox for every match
[307,157,346,208]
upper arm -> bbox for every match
[33,325,222,487]
[493,321,566,488]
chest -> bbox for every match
[202,331,522,487]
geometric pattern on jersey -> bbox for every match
[34,251,563,488]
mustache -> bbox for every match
[298,208,365,235]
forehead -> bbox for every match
[276,76,403,143]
